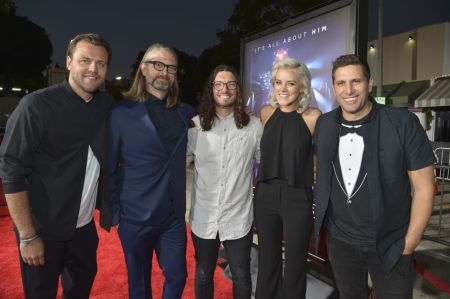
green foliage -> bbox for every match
[424,108,434,131]
[0,0,16,15]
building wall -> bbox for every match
[417,23,446,79]
[368,22,450,86]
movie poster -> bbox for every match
[243,5,355,115]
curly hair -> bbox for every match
[268,58,312,113]
[198,65,249,131]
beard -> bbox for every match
[148,75,171,91]
[69,71,104,97]
[215,102,235,109]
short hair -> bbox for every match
[122,43,179,108]
[198,65,249,131]
[67,33,112,65]
[332,54,371,82]
[268,58,312,113]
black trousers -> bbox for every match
[192,230,252,299]
[17,220,99,299]
[254,180,313,299]
[326,236,414,299]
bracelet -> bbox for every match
[20,234,39,245]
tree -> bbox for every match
[199,0,331,73]
[0,2,52,91]
[128,48,200,107]
[0,0,16,15]
[176,49,200,107]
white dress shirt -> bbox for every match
[187,113,263,241]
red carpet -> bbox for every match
[0,210,232,298]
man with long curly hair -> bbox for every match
[187,65,263,299]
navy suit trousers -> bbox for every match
[118,214,187,299]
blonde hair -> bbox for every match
[268,58,312,113]
[122,43,179,108]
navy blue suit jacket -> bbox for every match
[108,99,195,226]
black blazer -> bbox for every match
[314,99,435,272]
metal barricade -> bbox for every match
[434,147,450,182]
[423,148,450,245]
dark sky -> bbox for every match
[13,0,450,80]
[367,0,450,39]
[14,0,239,79]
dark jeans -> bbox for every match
[327,236,414,299]
[254,180,313,299]
[192,230,252,299]
[16,220,99,299]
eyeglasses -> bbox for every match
[144,60,178,74]
[212,81,238,90]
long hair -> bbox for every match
[67,33,112,65]
[122,43,179,108]
[268,58,312,113]
[198,65,249,131]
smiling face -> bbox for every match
[272,67,303,112]
[213,71,238,109]
[333,64,373,121]
[140,48,177,96]
[66,41,108,101]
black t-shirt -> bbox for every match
[326,110,376,246]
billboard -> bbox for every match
[241,0,366,115]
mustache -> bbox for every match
[155,75,170,81]
[84,72,99,78]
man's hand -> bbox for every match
[4,191,44,266]
[20,236,45,266]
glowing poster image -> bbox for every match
[242,2,356,115]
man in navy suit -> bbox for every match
[108,43,195,299]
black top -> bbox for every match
[0,80,113,239]
[259,108,313,188]
[145,94,185,154]
[327,113,375,246]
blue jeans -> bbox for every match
[192,230,252,299]
[327,236,414,299]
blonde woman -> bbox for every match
[255,58,321,299]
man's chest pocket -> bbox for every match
[229,131,252,161]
